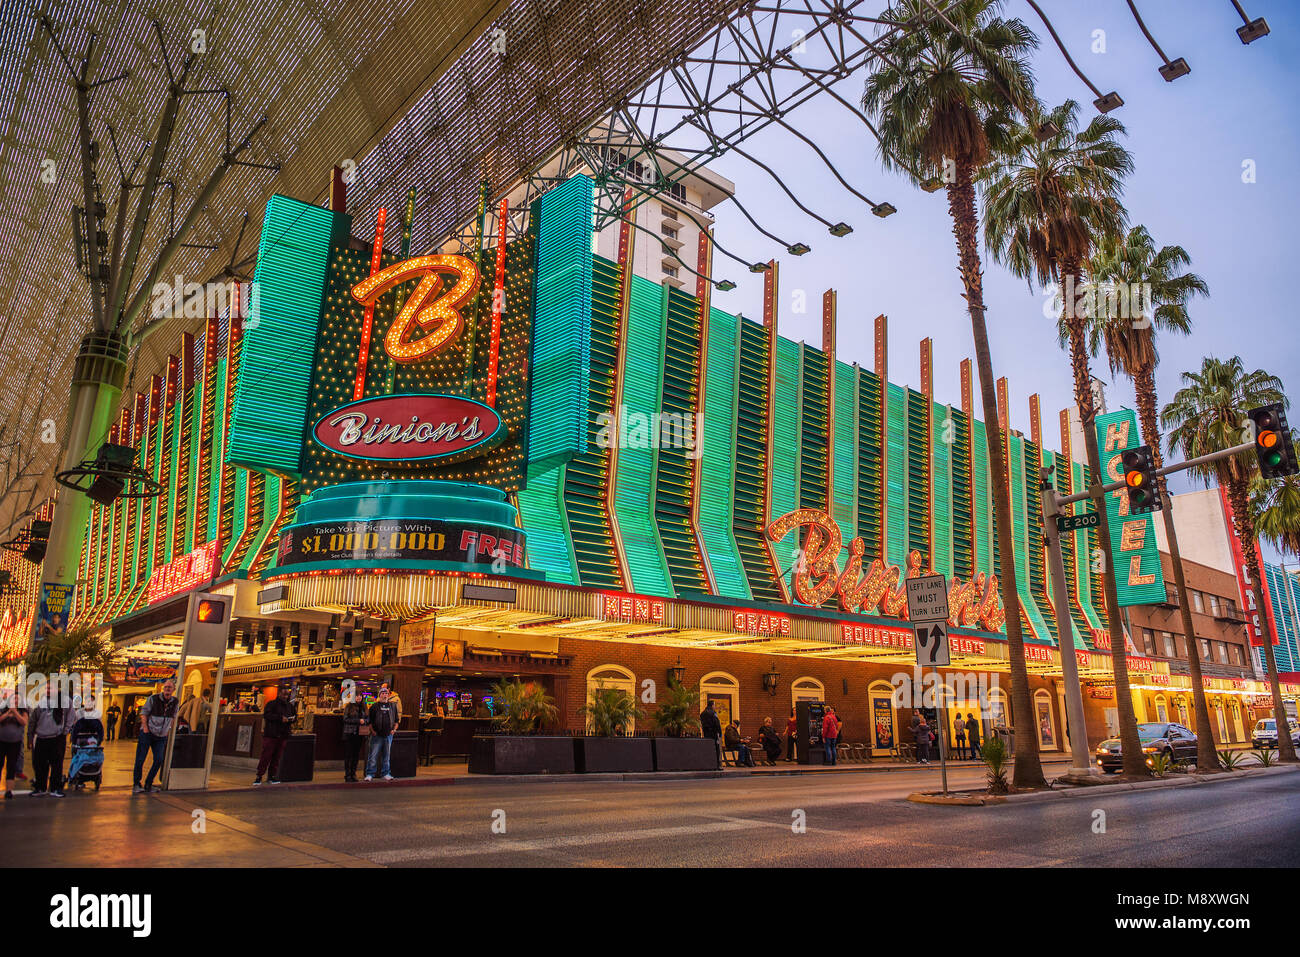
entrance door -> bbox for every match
[1231,700,1246,743]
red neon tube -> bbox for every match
[354,209,388,400]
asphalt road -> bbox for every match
[4,766,1297,868]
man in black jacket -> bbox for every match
[700,702,722,763]
[254,692,296,785]
[365,688,400,781]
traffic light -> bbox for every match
[195,598,225,624]
[1249,404,1298,478]
[1122,445,1161,514]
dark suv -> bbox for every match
[1094,722,1198,772]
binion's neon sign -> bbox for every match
[765,508,1006,633]
[350,254,481,363]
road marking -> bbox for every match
[366,818,767,862]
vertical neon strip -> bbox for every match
[761,259,788,601]
[387,190,417,393]
[486,196,508,407]
[920,337,933,569]
[603,187,636,590]
[874,315,888,560]
[217,313,242,569]
[961,358,976,576]
[691,229,718,594]
[353,208,387,401]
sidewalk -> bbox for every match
[4,739,1077,796]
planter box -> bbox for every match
[468,736,576,775]
[574,736,654,773]
[652,736,719,771]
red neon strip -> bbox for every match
[354,209,388,401]
[486,196,508,407]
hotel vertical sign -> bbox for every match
[1096,409,1166,606]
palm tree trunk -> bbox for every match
[1062,263,1147,777]
[947,164,1045,789]
[1226,478,1298,762]
[1134,362,1221,770]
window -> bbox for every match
[791,677,824,707]
[1192,591,1204,613]
[1198,639,1211,661]
[700,672,740,729]
[662,265,678,278]
[1215,641,1228,663]
[1229,644,1244,666]
[661,224,678,240]
[584,665,637,735]
[1161,632,1176,658]
[1175,635,1188,658]
[1209,594,1220,616]
[1142,629,1156,656]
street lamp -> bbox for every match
[762,663,781,696]
[667,657,686,686]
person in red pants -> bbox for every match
[254,692,296,785]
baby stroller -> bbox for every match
[68,733,104,791]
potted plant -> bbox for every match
[980,736,1009,795]
[468,679,574,774]
[651,679,717,771]
[574,682,652,773]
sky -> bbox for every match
[690,0,1299,564]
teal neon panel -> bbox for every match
[528,174,594,465]
[1007,434,1051,640]
[885,383,907,567]
[931,401,952,580]
[769,337,801,591]
[1096,408,1167,606]
[613,276,673,596]
[698,308,750,599]
[518,462,579,584]
[832,360,857,570]
[228,194,343,475]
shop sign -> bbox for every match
[145,541,219,604]
[840,622,912,649]
[1086,682,1115,700]
[732,611,790,636]
[431,637,464,667]
[1148,673,1171,686]
[1091,629,1111,651]
[599,592,665,625]
[277,518,525,569]
[1024,644,1054,664]
[397,619,435,658]
[1097,409,1167,606]
[765,508,1005,632]
[312,393,504,463]
[1127,655,1154,673]
[125,658,177,684]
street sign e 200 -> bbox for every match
[1056,511,1099,533]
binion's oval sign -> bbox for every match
[313,393,503,463]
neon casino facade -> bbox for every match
[4,170,1240,757]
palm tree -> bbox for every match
[1078,226,1218,770]
[1163,357,1296,763]
[862,0,1047,789]
[981,99,1147,775]
[1249,474,1300,559]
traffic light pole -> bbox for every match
[1040,439,1255,784]
[1038,469,1101,782]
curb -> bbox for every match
[999,764,1299,805]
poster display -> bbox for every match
[32,582,74,643]
[872,696,895,751]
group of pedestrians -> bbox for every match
[700,702,845,766]
[0,684,111,799]
[255,683,403,785]
[911,711,983,764]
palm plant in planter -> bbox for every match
[650,679,717,771]
[468,679,571,775]
[652,678,701,737]
[489,678,558,734]
[575,681,652,773]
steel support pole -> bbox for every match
[1039,467,1101,782]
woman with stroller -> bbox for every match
[0,687,27,800]
[68,696,106,792]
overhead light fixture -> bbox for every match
[1034,120,1060,141]
[1237,17,1269,44]
[920,177,944,193]
[749,262,768,273]
[828,222,853,237]
[786,242,810,256]
[1158,57,1190,81]
[871,202,897,218]
[1093,91,1124,113]
[714,279,736,291]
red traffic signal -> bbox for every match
[1249,403,1298,479]
[1120,445,1160,514]
[195,598,225,624]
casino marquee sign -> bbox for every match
[278,518,525,568]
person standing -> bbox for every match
[255,691,296,785]
[914,714,932,765]
[784,708,798,762]
[133,680,178,793]
[0,688,27,799]
[105,702,120,742]
[28,687,76,797]
[341,696,367,782]
[953,714,966,760]
[966,712,982,761]
[821,706,839,765]
[700,701,722,760]
[365,687,400,781]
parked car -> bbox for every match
[1251,718,1300,749]
[1094,722,1198,773]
